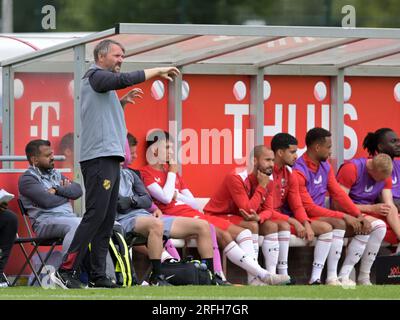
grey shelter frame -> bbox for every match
[2,23,400,214]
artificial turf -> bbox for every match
[0,285,399,300]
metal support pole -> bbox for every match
[73,45,86,215]
[250,69,265,147]
[168,73,183,174]
[330,69,345,171]
[2,66,13,169]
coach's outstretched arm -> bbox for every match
[144,67,180,81]
[119,67,180,109]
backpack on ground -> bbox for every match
[83,229,138,287]
[160,256,212,285]
[108,230,138,287]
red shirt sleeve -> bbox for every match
[270,209,290,221]
[227,174,268,213]
[258,210,272,224]
[327,164,361,217]
[384,177,392,189]
[287,173,310,224]
[293,170,345,219]
[336,163,357,189]
[258,182,289,222]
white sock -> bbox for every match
[236,229,259,281]
[236,229,256,258]
[310,231,332,283]
[277,231,290,276]
[223,241,267,279]
[359,220,386,281]
[327,229,345,280]
[396,243,400,254]
[247,235,264,283]
[247,233,261,283]
[252,233,259,261]
[339,234,369,279]
[262,233,279,274]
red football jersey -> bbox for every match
[140,164,188,213]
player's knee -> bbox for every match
[260,221,278,235]
[371,219,387,236]
[196,220,211,236]
[217,230,233,247]
[318,222,332,234]
[278,221,290,231]
[150,218,164,236]
[332,218,346,230]
[242,220,258,234]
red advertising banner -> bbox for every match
[263,76,331,156]
[13,73,74,169]
[121,78,169,170]
[181,75,251,197]
[344,77,400,158]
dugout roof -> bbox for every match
[2,24,400,76]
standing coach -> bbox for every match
[52,39,180,289]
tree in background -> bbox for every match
[4,0,400,33]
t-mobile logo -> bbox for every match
[30,102,60,140]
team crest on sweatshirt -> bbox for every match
[313,175,322,185]
[364,185,373,193]
[103,179,111,190]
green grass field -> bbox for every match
[0,285,399,300]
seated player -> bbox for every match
[336,153,392,285]
[271,133,343,285]
[293,128,386,286]
[126,133,230,282]
[140,130,290,285]
[125,133,181,263]
[204,144,299,284]
[363,128,400,251]
[116,138,219,285]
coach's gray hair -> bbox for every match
[93,39,125,62]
